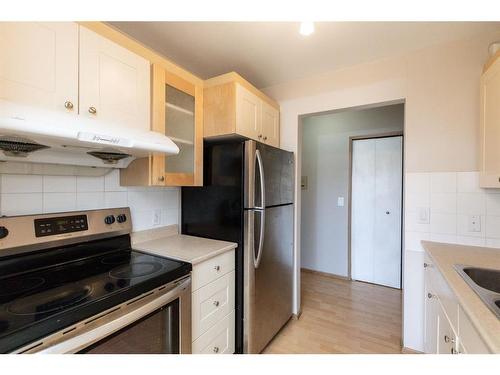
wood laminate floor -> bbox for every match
[263,270,403,354]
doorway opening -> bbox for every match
[286,101,405,353]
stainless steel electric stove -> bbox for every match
[0,208,192,354]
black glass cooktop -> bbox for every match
[0,235,191,353]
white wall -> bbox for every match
[0,170,179,231]
[262,29,500,351]
[301,104,404,277]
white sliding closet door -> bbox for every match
[351,136,402,288]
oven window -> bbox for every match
[79,299,180,354]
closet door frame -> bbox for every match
[348,131,404,287]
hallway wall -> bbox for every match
[301,104,404,277]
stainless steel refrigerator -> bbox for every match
[182,139,294,354]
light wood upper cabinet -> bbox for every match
[0,22,78,113]
[261,100,280,146]
[120,63,203,187]
[79,26,150,132]
[204,73,280,148]
[480,51,500,188]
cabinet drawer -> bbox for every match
[192,311,235,354]
[192,270,235,339]
[438,303,458,354]
[192,250,235,291]
[424,253,459,328]
[458,306,490,353]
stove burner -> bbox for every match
[101,252,132,265]
[109,262,163,280]
[7,285,93,316]
[0,277,45,297]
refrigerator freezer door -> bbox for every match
[244,140,294,209]
[244,204,294,354]
[256,142,294,207]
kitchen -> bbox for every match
[0,2,499,372]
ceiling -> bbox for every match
[109,22,500,89]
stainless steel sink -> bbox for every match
[454,265,500,319]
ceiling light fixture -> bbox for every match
[299,22,314,36]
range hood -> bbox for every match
[0,100,179,169]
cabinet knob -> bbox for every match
[64,101,74,110]
[263,136,268,141]
[451,347,458,354]
[258,134,262,139]
[213,346,219,353]
[424,262,429,268]
[214,265,221,271]
[158,176,165,182]
[88,106,97,115]
[444,335,455,344]
[427,292,433,299]
[213,300,220,307]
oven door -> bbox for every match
[22,276,191,354]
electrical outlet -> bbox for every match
[153,209,161,226]
[337,197,345,207]
[468,215,481,232]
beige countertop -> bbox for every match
[422,241,500,353]
[133,230,237,265]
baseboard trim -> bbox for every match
[301,267,350,281]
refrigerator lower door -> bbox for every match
[243,204,294,353]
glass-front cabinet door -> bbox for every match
[151,64,203,186]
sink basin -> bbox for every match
[462,267,500,293]
[454,265,500,319]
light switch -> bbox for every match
[337,197,345,207]
[468,215,481,232]
[418,207,430,224]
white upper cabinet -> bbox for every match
[0,22,78,113]
[79,26,150,132]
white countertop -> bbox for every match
[422,241,500,353]
[134,233,237,265]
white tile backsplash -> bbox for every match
[1,174,43,193]
[76,176,105,192]
[430,172,456,193]
[457,172,482,193]
[430,192,456,214]
[0,171,180,232]
[43,176,76,193]
[406,171,500,250]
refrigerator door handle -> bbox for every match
[255,149,266,210]
[253,209,266,269]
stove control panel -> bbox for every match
[34,215,89,237]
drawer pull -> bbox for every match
[213,346,219,353]
[427,293,433,299]
[444,335,455,344]
[214,265,221,271]
[213,300,220,307]
[451,347,458,354]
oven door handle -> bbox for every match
[32,277,191,354]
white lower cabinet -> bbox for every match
[190,250,236,354]
[192,311,235,354]
[437,304,458,354]
[423,253,490,354]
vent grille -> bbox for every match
[87,150,131,165]
[0,136,49,157]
